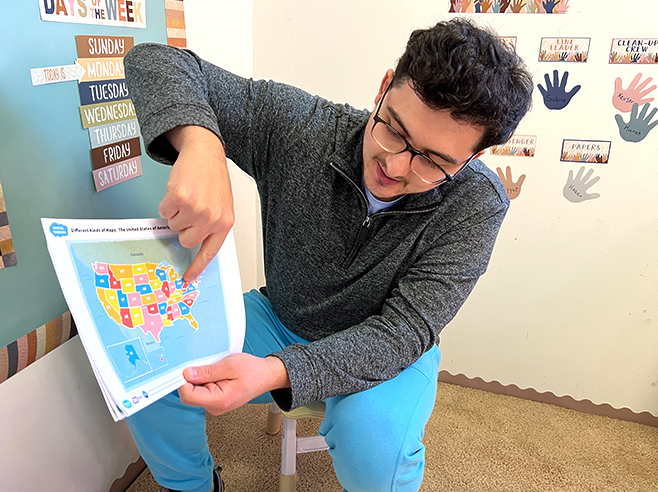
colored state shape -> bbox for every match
[97,288,122,324]
[120,308,133,328]
[150,278,163,291]
[136,283,152,295]
[155,290,167,303]
[142,293,157,305]
[125,344,140,366]
[108,269,121,289]
[110,264,133,280]
[134,273,149,284]
[93,262,109,275]
[118,290,128,308]
[145,262,158,280]
[121,278,136,293]
[140,306,164,342]
[178,301,190,315]
[130,306,144,326]
[132,263,147,276]
[155,267,167,282]
[95,273,110,288]
[127,292,142,307]
[105,289,120,312]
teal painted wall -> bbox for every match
[0,1,169,347]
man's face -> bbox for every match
[363,70,485,202]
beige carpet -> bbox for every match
[127,383,658,491]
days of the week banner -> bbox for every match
[39,0,146,28]
[75,35,143,191]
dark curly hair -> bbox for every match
[392,18,533,151]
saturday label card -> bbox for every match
[560,140,611,164]
[92,156,143,191]
[609,39,658,64]
[490,135,537,157]
[539,38,590,62]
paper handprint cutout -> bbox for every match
[538,71,581,110]
[615,103,658,143]
[563,167,601,203]
[612,73,656,113]
[496,167,526,200]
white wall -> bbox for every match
[0,338,139,491]
[252,0,658,415]
[185,0,265,292]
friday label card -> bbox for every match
[560,140,611,164]
[490,135,537,157]
[609,39,658,64]
[539,38,590,62]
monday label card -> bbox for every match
[609,39,658,64]
[560,140,611,164]
[539,38,591,62]
[489,135,536,157]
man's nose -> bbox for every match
[384,151,413,179]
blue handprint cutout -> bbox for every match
[538,70,581,110]
[615,103,658,143]
[542,0,560,13]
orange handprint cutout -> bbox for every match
[496,166,527,200]
[613,73,656,113]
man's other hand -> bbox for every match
[160,125,235,282]
[179,354,291,415]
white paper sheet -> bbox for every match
[41,218,245,421]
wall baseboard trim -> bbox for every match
[110,457,146,492]
[439,370,658,428]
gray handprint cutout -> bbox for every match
[563,167,600,203]
[615,103,658,143]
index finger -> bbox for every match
[183,231,228,282]
[178,381,220,408]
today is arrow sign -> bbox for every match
[30,62,86,86]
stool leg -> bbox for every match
[280,416,297,492]
[279,472,297,492]
[266,402,283,435]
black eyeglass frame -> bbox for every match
[371,82,478,184]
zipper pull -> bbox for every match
[356,216,372,245]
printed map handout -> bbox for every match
[42,218,245,421]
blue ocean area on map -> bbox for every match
[68,238,230,391]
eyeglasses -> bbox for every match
[371,83,477,185]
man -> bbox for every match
[123,17,533,492]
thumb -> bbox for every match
[614,114,625,130]
[183,360,226,384]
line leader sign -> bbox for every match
[39,0,146,29]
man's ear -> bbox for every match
[375,69,395,106]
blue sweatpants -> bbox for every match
[126,290,441,492]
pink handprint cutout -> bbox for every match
[612,73,656,113]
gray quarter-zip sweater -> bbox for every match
[124,43,510,411]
